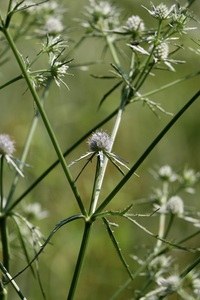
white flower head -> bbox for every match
[69,130,130,180]
[152,42,185,71]
[142,2,175,20]
[43,17,64,35]
[0,134,24,177]
[49,54,71,89]
[124,15,145,34]
[157,275,182,292]
[157,165,177,182]
[166,196,184,216]
[87,130,111,152]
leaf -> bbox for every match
[103,217,133,280]
[98,81,122,109]
[10,214,85,282]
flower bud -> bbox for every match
[87,130,111,152]
[0,134,15,156]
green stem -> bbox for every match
[94,90,200,215]
[0,218,10,299]
[67,221,92,300]
[0,218,9,271]
[155,182,168,250]
[5,79,52,209]
[2,28,85,215]
[7,108,118,212]
[90,87,129,214]
[0,157,4,212]
[0,75,23,90]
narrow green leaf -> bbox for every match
[103,217,133,280]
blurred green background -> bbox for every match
[0,0,200,299]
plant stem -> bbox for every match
[0,157,4,212]
[2,28,86,215]
[94,90,200,215]
[155,182,168,251]
[6,79,52,209]
[67,221,92,300]
[0,218,10,300]
[90,86,129,214]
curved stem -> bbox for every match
[67,221,92,300]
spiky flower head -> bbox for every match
[83,0,120,32]
[157,275,182,292]
[0,134,15,156]
[43,17,64,35]
[0,134,23,177]
[154,43,169,60]
[142,2,175,20]
[157,165,177,182]
[124,15,145,33]
[166,196,184,215]
[87,130,111,152]
[170,7,196,34]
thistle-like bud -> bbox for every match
[0,134,15,156]
[87,130,111,152]
[166,196,184,215]
[124,15,145,33]
[142,3,175,20]
[154,43,169,60]
[157,275,182,292]
[157,165,177,182]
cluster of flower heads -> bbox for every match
[0,134,23,177]
[21,1,65,36]
[69,130,130,178]
[150,165,200,223]
[81,1,196,72]
[7,1,71,90]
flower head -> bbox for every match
[166,196,184,216]
[0,134,15,156]
[87,130,111,152]
[170,7,196,34]
[157,165,177,182]
[142,2,175,20]
[124,15,145,36]
[49,55,70,89]
[152,42,185,71]
[69,130,130,180]
[82,0,120,33]
[0,134,24,177]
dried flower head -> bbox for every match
[0,134,23,177]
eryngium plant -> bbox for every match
[0,0,199,299]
